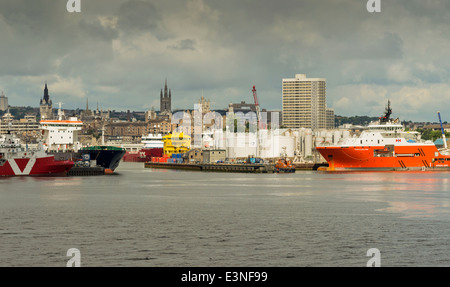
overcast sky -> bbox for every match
[1,0,450,121]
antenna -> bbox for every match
[57,102,65,120]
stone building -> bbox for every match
[160,79,172,115]
[147,119,173,135]
[105,121,148,140]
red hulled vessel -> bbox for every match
[0,131,74,177]
[122,134,164,162]
[317,101,450,171]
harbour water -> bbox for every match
[1,162,450,267]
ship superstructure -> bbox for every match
[40,104,82,152]
[162,132,191,157]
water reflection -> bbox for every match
[319,171,450,219]
[376,201,446,218]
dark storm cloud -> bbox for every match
[117,0,159,30]
[168,39,196,51]
[0,0,449,121]
[78,19,119,41]
[116,0,170,40]
[335,32,404,60]
[0,0,118,77]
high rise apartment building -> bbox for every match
[326,107,335,129]
[0,91,7,112]
[282,74,327,129]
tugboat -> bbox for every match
[0,131,74,177]
[275,148,295,173]
[275,158,295,173]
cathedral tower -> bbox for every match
[160,79,172,115]
[40,82,53,120]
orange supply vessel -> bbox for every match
[317,101,450,171]
[275,158,295,173]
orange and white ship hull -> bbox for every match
[317,144,450,171]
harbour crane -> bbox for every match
[252,85,265,129]
[437,111,448,149]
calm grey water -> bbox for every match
[1,162,450,267]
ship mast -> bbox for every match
[57,102,65,120]
[380,100,392,123]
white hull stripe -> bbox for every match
[8,158,37,176]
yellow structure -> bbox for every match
[162,132,191,156]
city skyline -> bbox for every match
[1,0,450,122]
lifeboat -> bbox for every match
[275,158,295,173]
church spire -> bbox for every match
[160,78,172,114]
[42,82,51,105]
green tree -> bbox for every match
[418,128,450,142]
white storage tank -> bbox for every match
[333,130,342,145]
[305,129,313,157]
[325,132,333,144]
[273,135,295,158]
[315,137,324,146]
